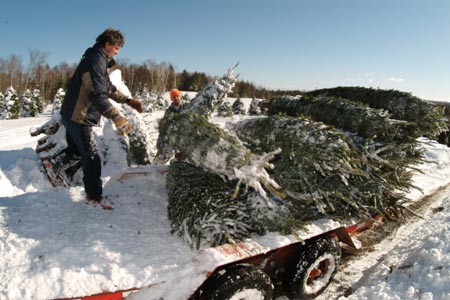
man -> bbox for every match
[153,89,184,164]
[60,28,143,209]
[166,88,183,113]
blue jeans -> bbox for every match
[61,118,102,198]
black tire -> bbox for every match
[284,237,341,300]
[197,264,274,300]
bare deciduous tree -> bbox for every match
[0,58,6,91]
[145,60,172,94]
[24,49,49,91]
[6,54,23,89]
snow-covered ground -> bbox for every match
[1,101,450,299]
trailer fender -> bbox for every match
[332,226,361,249]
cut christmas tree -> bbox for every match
[303,86,447,138]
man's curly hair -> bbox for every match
[96,28,125,47]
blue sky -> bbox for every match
[2,0,450,101]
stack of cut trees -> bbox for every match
[164,82,446,249]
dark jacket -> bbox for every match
[61,43,129,125]
[166,103,182,114]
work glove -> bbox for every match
[126,98,144,113]
[112,115,132,135]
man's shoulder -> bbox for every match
[83,45,106,64]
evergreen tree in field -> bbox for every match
[138,87,153,112]
[5,87,20,119]
[136,87,168,113]
[153,94,168,111]
[167,64,176,90]
[216,100,233,117]
[248,97,261,115]
[182,92,192,105]
[0,92,6,120]
[21,89,37,117]
[232,97,246,115]
[33,89,44,114]
[52,88,65,114]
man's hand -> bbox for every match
[126,98,144,113]
[112,115,132,135]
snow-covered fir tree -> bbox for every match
[153,94,168,112]
[108,70,155,165]
[158,65,295,248]
[216,101,233,117]
[136,87,168,113]
[0,92,6,120]
[305,87,446,139]
[137,87,153,112]
[5,87,20,119]
[21,89,38,117]
[248,97,261,115]
[184,63,239,118]
[52,88,65,114]
[167,161,289,248]
[182,92,191,104]
[115,104,155,165]
[157,65,281,193]
[232,97,246,115]
[33,89,44,113]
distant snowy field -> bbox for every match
[1,93,450,299]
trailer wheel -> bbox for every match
[284,237,341,299]
[198,264,274,300]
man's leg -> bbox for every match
[62,119,102,199]
[80,125,102,199]
[61,132,82,179]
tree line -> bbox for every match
[0,49,305,108]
